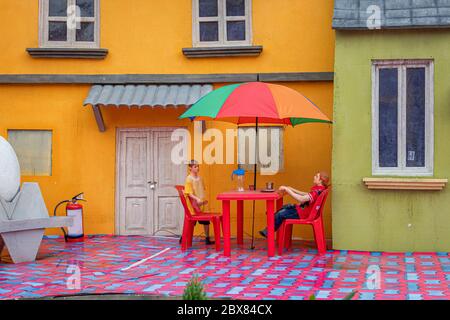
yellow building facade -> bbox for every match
[0,0,335,240]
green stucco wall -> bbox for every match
[333,29,450,252]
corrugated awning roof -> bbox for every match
[83,84,213,132]
[83,84,213,108]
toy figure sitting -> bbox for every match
[259,171,330,238]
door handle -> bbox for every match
[148,181,158,190]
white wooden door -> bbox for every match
[152,130,186,236]
[117,128,185,236]
[117,130,152,235]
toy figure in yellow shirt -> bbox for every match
[184,160,214,245]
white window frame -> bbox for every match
[192,0,252,47]
[39,0,100,48]
[372,59,434,177]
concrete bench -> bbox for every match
[0,183,73,264]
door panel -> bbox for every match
[126,136,148,188]
[152,131,185,236]
[118,131,153,235]
[125,197,148,231]
[157,197,180,235]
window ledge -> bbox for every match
[182,45,263,58]
[363,178,448,191]
[26,48,108,59]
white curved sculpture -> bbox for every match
[0,136,73,264]
[0,136,21,202]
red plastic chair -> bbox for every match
[277,188,330,255]
[175,185,222,251]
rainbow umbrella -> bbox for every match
[180,82,331,126]
[179,82,331,247]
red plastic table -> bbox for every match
[217,190,284,257]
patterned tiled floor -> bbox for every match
[0,235,448,300]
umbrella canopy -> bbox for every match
[179,82,331,125]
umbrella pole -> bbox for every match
[250,117,258,250]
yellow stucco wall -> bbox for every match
[1,0,335,73]
[0,1,335,240]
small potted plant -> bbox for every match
[183,275,207,300]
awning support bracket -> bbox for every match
[92,105,106,132]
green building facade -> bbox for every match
[332,1,450,252]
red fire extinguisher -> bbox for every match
[53,193,86,242]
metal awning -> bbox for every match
[83,84,213,132]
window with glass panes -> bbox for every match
[193,0,252,47]
[8,130,53,176]
[372,60,434,176]
[39,0,99,48]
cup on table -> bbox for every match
[248,185,255,191]
[266,182,274,190]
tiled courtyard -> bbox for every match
[0,235,448,300]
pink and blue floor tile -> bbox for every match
[0,235,448,300]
